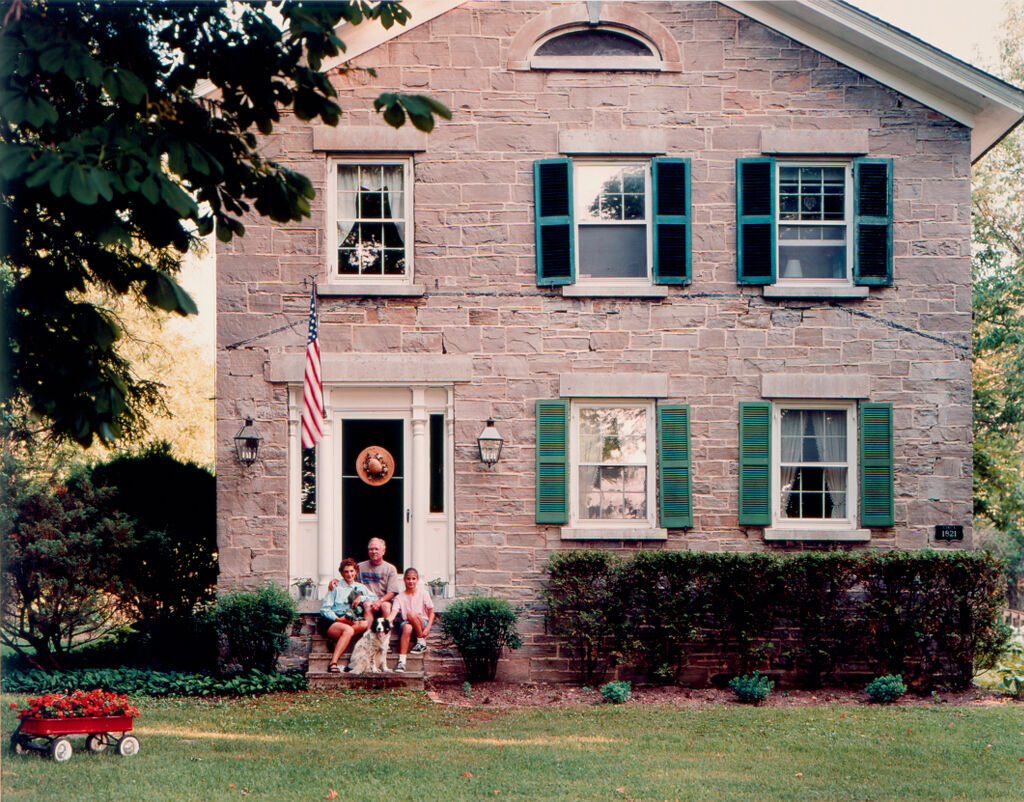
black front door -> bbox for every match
[341,418,405,570]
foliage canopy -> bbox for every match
[0,0,448,446]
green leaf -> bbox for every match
[69,165,99,205]
[115,69,147,105]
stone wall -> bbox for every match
[217,1,973,681]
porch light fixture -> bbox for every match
[234,417,263,466]
[477,418,504,466]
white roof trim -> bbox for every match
[722,0,1024,162]
[319,0,465,73]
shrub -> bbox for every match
[781,552,860,688]
[728,671,774,704]
[1,666,306,696]
[609,550,708,684]
[440,596,523,683]
[90,444,218,658]
[542,550,618,684]
[705,554,784,675]
[600,680,631,704]
[215,584,297,674]
[1,457,139,669]
[865,673,907,703]
[994,640,1024,699]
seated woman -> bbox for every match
[319,558,376,673]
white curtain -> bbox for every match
[806,411,847,518]
[336,166,361,246]
[382,164,405,244]
[779,411,802,516]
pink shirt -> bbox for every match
[392,587,434,621]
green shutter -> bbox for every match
[652,157,691,285]
[536,399,568,524]
[859,402,894,527]
[736,157,776,285]
[657,404,692,528]
[534,158,574,286]
[738,401,771,526]
[853,158,893,286]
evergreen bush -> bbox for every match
[440,596,523,683]
[600,680,631,704]
[865,673,907,703]
[214,584,297,674]
[728,671,774,704]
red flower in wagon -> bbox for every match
[15,690,140,721]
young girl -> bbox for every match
[319,558,376,673]
[387,567,435,672]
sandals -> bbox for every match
[328,662,340,673]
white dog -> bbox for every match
[346,612,392,674]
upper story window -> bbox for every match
[534,157,691,293]
[329,160,412,281]
[737,157,892,293]
[777,163,851,283]
[531,26,661,69]
[575,162,650,282]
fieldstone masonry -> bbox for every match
[217,1,974,681]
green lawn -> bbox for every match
[2,691,1023,801]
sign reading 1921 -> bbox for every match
[934,525,964,542]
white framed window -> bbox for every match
[771,401,857,530]
[530,25,663,71]
[327,159,412,281]
[570,401,656,529]
[776,161,852,284]
[574,161,652,285]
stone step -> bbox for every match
[309,651,424,672]
[307,671,424,691]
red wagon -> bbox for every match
[10,715,139,762]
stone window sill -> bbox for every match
[763,527,871,542]
[562,284,669,299]
[763,284,870,299]
[560,526,668,541]
[318,282,425,297]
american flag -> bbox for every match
[300,284,324,449]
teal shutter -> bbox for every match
[657,404,692,528]
[853,158,893,285]
[534,159,574,286]
[652,157,691,285]
[535,400,568,524]
[738,401,771,526]
[859,402,894,527]
[736,157,776,284]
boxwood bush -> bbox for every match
[440,595,523,683]
[541,550,1008,690]
[215,584,297,674]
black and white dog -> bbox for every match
[347,611,392,674]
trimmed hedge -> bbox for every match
[543,550,1009,690]
[0,667,307,697]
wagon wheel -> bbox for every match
[85,733,108,753]
[50,737,73,762]
[9,732,29,755]
[116,735,140,757]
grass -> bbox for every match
[2,690,1023,801]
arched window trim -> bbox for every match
[507,4,682,73]
[529,24,662,71]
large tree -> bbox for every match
[1,0,447,446]
[973,2,1024,603]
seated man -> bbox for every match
[329,537,402,618]
[319,558,375,673]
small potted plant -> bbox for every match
[427,577,449,599]
[292,577,317,600]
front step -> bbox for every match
[307,633,427,690]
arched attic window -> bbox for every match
[530,25,663,70]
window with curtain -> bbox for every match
[778,407,850,521]
[334,162,409,278]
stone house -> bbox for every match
[216,1,1024,680]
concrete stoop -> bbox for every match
[307,633,426,690]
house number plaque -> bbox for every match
[934,525,964,542]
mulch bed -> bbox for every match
[425,680,1019,709]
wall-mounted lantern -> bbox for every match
[477,418,504,466]
[234,417,263,466]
